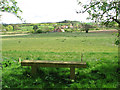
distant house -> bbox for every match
[53,27,65,32]
[61,25,68,29]
[61,29,65,32]
[70,24,73,28]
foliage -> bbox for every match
[5,27,9,31]
[115,33,120,45]
[36,29,43,33]
[3,25,13,31]
[42,26,51,33]
[0,0,22,20]
[102,21,118,27]
[115,39,120,45]
[7,25,13,31]
[77,0,120,26]
[81,23,93,33]
[29,30,35,33]
[64,29,73,32]
[33,25,38,32]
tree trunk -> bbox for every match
[118,24,120,37]
[86,29,88,33]
[13,26,14,31]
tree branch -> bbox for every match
[76,1,100,14]
[112,17,120,25]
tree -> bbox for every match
[77,0,120,27]
[82,23,93,33]
[33,25,38,32]
[0,0,22,20]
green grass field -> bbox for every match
[2,32,119,88]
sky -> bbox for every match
[1,0,91,24]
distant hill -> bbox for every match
[57,20,81,24]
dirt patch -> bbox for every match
[89,30,118,33]
[1,34,29,37]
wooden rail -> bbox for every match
[21,60,86,79]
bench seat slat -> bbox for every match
[21,60,86,68]
[21,60,86,64]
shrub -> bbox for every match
[4,25,13,31]
[115,39,120,45]
[29,30,35,33]
[42,26,51,33]
[96,28,100,30]
[115,33,120,45]
[36,29,43,33]
[12,25,19,30]
[7,25,13,31]
[64,29,72,32]
[5,27,10,31]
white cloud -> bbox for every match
[1,0,91,24]
[1,12,23,24]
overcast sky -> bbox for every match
[1,0,91,24]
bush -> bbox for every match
[115,39,120,45]
[36,29,43,33]
[5,25,13,31]
[12,25,19,30]
[96,28,100,30]
[8,25,13,31]
[5,27,10,31]
[42,26,51,33]
[64,29,72,32]
[29,30,35,33]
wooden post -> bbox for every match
[19,58,21,63]
[70,67,75,79]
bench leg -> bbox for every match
[31,65,37,75]
[70,67,75,80]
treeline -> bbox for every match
[1,20,119,33]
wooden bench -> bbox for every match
[21,60,86,79]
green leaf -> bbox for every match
[84,5,87,8]
[4,7,8,11]
[87,10,91,14]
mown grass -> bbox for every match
[2,32,117,52]
[2,32,119,88]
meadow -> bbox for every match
[2,32,119,88]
